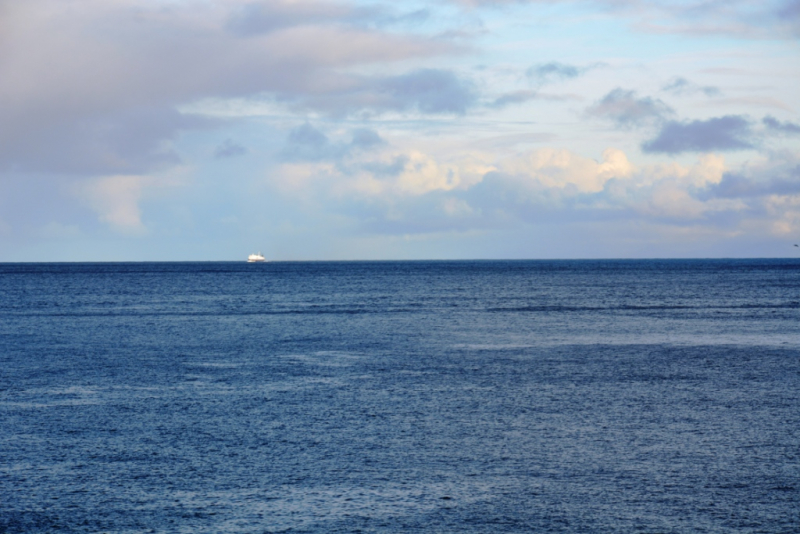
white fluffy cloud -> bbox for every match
[267,130,799,242]
[501,148,634,193]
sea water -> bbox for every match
[1,260,798,533]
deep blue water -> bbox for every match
[1,260,798,533]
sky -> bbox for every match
[1,0,799,261]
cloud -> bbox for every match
[662,77,720,97]
[0,0,458,175]
[451,0,527,6]
[2,1,444,110]
[525,61,602,86]
[763,116,800,135]
[780,0,800,17]
[225,1,432,35]
[280,124,387,162]
[489,90,539,108]
[384,151,464,195]
[377,69,478,115]
[266,137,800,246]
[777,0,800,36]
[226,0,374,36]
[281,123,332,162]
[78,175,151,235]
[0,106,207,175]
[497,147,635,194]
[214,139,248,159]
[291,69,478,116]
[640,0,800,40]
[384,9,432,26]
[703,153,800,199]
[360,155,410,179]
[350,128,387,151]
[450,0,800,40]
[279,145,639,227]
[642,116,755,154]
[707,97,792,111]
[274,139,492,205]
[695,151,800,235]
[466,150,741,224]
[488,89,580,109]
[585,89,675,128]
[710,169,800,199]
[527,62,581,83]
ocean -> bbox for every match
[1,260,798,533]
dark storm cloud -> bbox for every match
[763,116,800,135]
[585,88,675,128]
[642,116,754,154]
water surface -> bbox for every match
[1,260,798,532]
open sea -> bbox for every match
[1,259,798,533]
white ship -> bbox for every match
[247,252,266,263]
